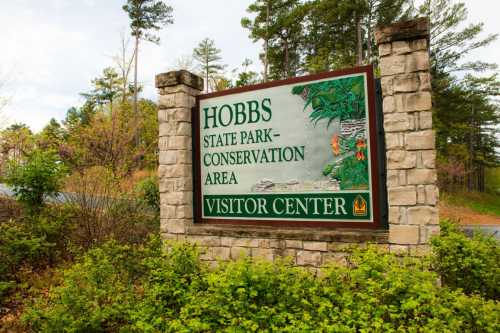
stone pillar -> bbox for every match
[375,18,439,253]
[155,70,203,240]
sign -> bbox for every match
[194,65,386,228]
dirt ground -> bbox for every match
[439,203,500,225]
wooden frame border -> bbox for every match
[193,65,386,229]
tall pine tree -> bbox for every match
[193,38,226,93]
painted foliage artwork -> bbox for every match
[291,75,369,191]
[196,66,382,227]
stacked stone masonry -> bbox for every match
[156,18,438,267]
[375,17,439,250]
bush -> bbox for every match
[23,239,155,332]
[135,175,160,213]
[63,167,159,248]
[0,220,52,305]
[23,241,500,332]
[3,150,67,213]
[431,219,500,300]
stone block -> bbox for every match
[420,225,440,244]
[168,136,191,150]
[381,77,394,96]
[326,242,349,252]
[162,218,186,234]
[383,96,396,113]
[380,55,406,76]
[405,130,435,150]
[175,108,191,122]
[388,186,417,206]
[378,43,392,56]
[384,113,414,132]
[159,122,175,136]
[407,206,439,225]
[393,73,419,92]
[418,72,431,91]
[158,109,170,122]
[410,39,428,51]
[388,206,407,224]
[159,179,174,193]
[375,18,429,44]
[406,51,430,72]
[285,239,302,249]
[389,224,420,244]
[296,251,322,267]
[177,151,192,164]
[322,252,347,266]
[398,170,407,185]
[389,244,409,255]
[165,191,192,205]
[212,247,231,260]
[177,122,192,135]
[425,185,439,205]
[417,185,426,204]
[160,84,201,96]
[158,137,169,150]
[159,93,195,109]
[176,205,193,219]
[303,241,328,252]
[407,169,437,185]
[387,150,417,169]
[392,41,411,54]
[409,244,431,257]
[387,170,400,187]
[280,249,297,262]
[385,133,404,150]
[159,151,176,165]
[231,246,251,259]
[175,178,193,191]
[229,238,260,248]
[155,70,204,90]
[189,235,221,247]
[252,248,275,261]
[418,111,433,129]
[421,150,436,168]
[160,205,176,219]
[395,92,431,112]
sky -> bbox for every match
[0,0,498,132]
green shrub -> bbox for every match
[24,242,500,332]
[135,175,160,213]
[0,220,53,306]
[22,239,155,332]
[3,150,67,213]
[431,220,500,300]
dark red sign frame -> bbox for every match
[192,65,386,229]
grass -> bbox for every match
[441,191,500,217]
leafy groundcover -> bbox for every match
[23,222,499,333]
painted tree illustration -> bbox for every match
[292,75,369,190]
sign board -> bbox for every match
[194,65,386,228]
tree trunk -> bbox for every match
[264,0,269,82]
[133,35,139,115]
[205,59,209,93]
[284,38,289,78]
[356,12,363,66]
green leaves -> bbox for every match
[431,220,500,300]
[292,75,366,126]
[23,234,500,332]
[122,0,174,42]
[4,150,67,213]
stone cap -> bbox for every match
[375,17,429,44]
[155,70,204,90]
